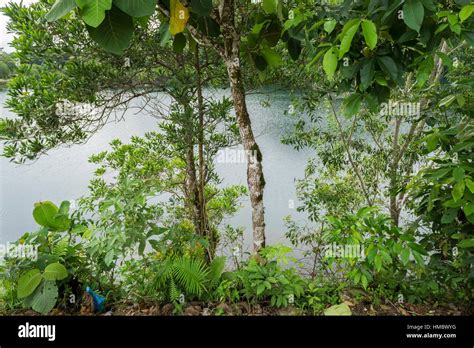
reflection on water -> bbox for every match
[0,89,312,251]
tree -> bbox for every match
[0,0,241,258]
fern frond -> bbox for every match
[172,257,208,296]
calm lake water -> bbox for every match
[0,89,312,251]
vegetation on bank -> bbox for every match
[0,0,473,315]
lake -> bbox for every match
[0,88,313,251]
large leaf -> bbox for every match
[88,6,134,55]
[190,0,213,16]
[343,93,362,117]
[403,0,424,32]
[45,0,77,22]
[339,19,360,59]
[324,303,352,316]
[323,47,338,79]
[262,0,279,14]
[377,55,399,81]
[30,281,59,314]
[33,201,59,228]
[17,269,42,299]
[75,0,112,28]
[43,263,68,281]
[114,0,156,17]
[170,0,190,35]
[361,20,377,49]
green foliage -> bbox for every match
[237,245,305,307]
[323,208,426,293]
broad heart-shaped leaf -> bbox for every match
[33,201,59,228]
[262,0,278,14]
[323,47,338,79]
[114,0,156,17]
[17,269,42,299]
[403,0,424,33]
[43,263,68,281]
[324,303,352,316]
[361,20,377,49]
[190,0,213,16]
[31,280,59,314]
[45,0,77,22]
[338,19,360,59]
[88,6,134,55]
[170,0,190,35]
[76,0,112,28]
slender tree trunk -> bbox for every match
[218,0,266,253]
[225,57,266,252]
[184,123,202,236]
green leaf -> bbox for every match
[458,238,474,248]
[453,167,465,182]
[88,6,134,55]
[46,0,77,22]
[114,0,156,17]
[465,178,474,193]
[43,263,68,281]
[441,208,458,224]
[33,201,59,228]
[400,248,410,265]
[374,254,382,271]
[459,4,474,22]
[377,55,399,81]
[324,19,337,34]
[190,0,213,16]
[323,47,338,79]
[58,201,70,215]
[30,281,58,314]
[287,38,302,61]
[452,180,465,201]
[261,47,283,68]
[262,0,278,14]
[76,0,112,28]
[408,242,427,255]
[403,0,425,33]
[343,93,362,117]
[439,95,456,107]
[17,269,42,299]
[416,55,434,87]
[324,303,352,316]
[339,20,360,59]
[361,20,377,49]
[173,33,187,53]
[425,132,439,152]
[360,59,375,90]
[464,202,474,217]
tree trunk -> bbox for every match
[184,126,202,236]
[225,57,266,252]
